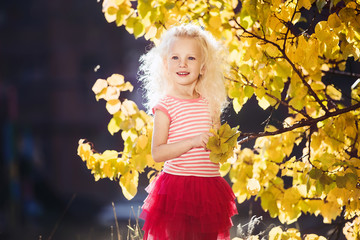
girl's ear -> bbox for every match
[200,64,206,75]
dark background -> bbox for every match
[1,1,359,239]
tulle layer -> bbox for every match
[140,172,238,240]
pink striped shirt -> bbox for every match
[153,95,220,177]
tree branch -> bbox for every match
[225,73,312,120]
[283,0,299,50]
[238,102,360,144]
[323,69,360,79]
[231,17,330,115]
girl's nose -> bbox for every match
[179,59,187,67]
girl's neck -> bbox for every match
[167,86,200,100]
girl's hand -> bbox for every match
[191,132,213,149]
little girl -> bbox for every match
[138,24,238,240]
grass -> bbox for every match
[40,194,272,240]
[112,202,143,240]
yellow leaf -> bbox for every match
[326,85,342,101]
[119,81,134,92]
[125,16,137,34]
[137,135,148,150]
[144,24,157,40]
[266,44,279,57]
[92,79,108,94]
[108,117,120,135]
[338,6,356,23]
[135,116,145,131]
[209,14,222,29]
[104,8,117,23]
[119,170,139,200]
[269,226,283,240]
[209,152,221,163]
[258,97,271,110]
[233,98,243,113]
[107,74,124,86]
[132,153,147,172]
[343,43,359,59]
[298,0,312,10]
[260,191,279,218]
[77,140,92,161]
[328,13,342,29]
[207,136,221,154]
[106,99,121,114]
[320,201,342,223]
[137,0,151,18]
[118,159,129,175]
[274,60,291,78]
[121,99,138,116]
[95,88,107,101]
[104,86,120,101]
[134,20,145,39]
[122,129,138,142]
[283,187,301,203]
[102,150,118,161]
[304,234,327,240]
[247,178,261,195]
[102,161,115,179]
[265,125,277,132]
[220,143,229,153]
[219,162,231,177]
[311,81,326,91]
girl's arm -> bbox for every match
[151,109,212,162]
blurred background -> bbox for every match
[1,1,359,240]
[1,1,150,239]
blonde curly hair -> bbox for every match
[138,24,229,120]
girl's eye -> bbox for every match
[188,57,196,60]
[171,56,179,60]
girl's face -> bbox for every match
[165,37,205,89]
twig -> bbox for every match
[238,102,360,144]
[231,17,330,115]
[283,0,299,50]
[46,193,76,240]
[228,73,312,119]
[323,69,360,78]
[131,206,143,239]
[112,202,122,240]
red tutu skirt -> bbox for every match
[140,172,238,240]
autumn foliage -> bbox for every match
[78,0,360,239]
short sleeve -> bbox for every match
[152,99,171,121]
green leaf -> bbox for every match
[138,1,151,18]
[316,0,327,13]
[134,20,145,39]
[344,173,358,188]
[335,175,346,188]
[244,85,254,98]
[309,168,323,180]
[319,173,333,185]
[164,2,175,10]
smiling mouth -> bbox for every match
[177,72,190,76]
